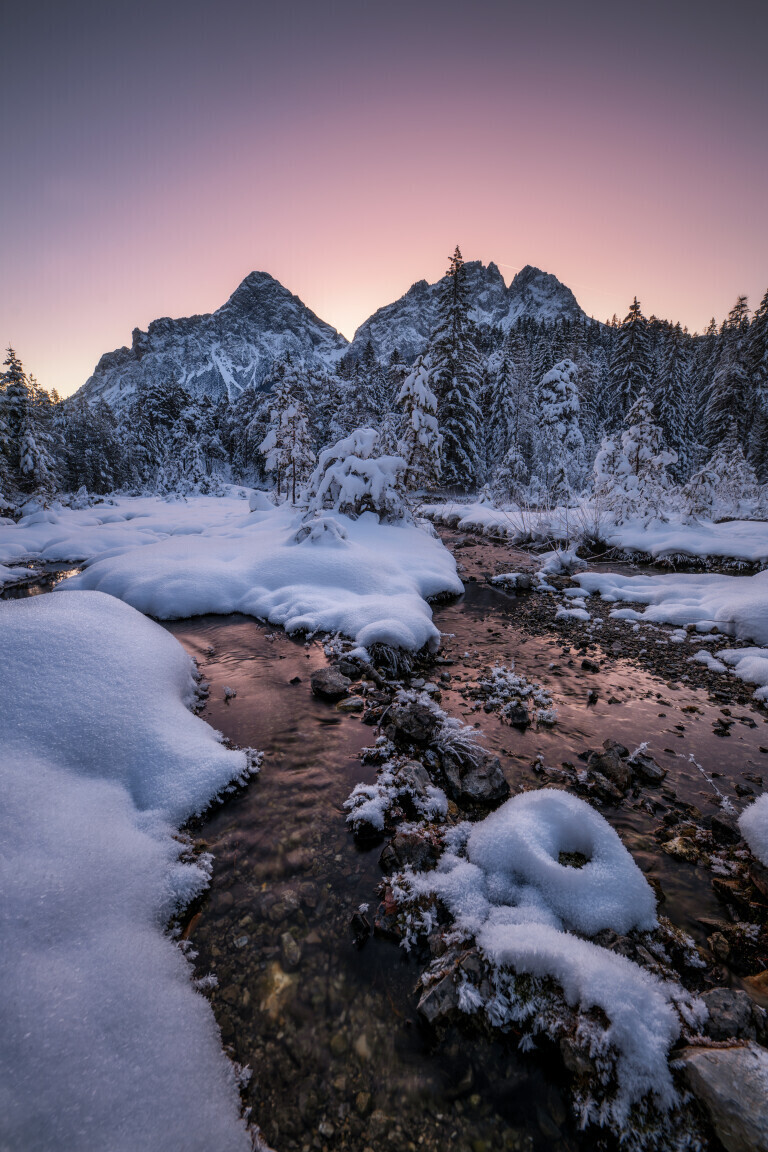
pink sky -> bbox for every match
[2,0,767,397]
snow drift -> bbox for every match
[0,592,252,1152]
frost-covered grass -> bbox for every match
[0,591,257,1151]
[0,493,462,653]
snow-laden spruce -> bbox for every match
[0,592,255,1152]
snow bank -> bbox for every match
[421,500,768,565]
[477,921,683,1118]
[717,647,768,702]
[0,494,462,652]
[739,795,768,868]
[0,592,251,1152]
[574,569,768,647]
[59,500,460,651]
[405,791,693,1123]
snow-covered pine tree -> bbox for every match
[428,247,483,490]
[486,352,521,465]
[681,418,758,520]
[534,359,585,505]
[491,442,528,504]
[747,289,768,479]
[396,354,442,491]
[258,361,314,502]
[592,387,676,523]
[305,427,405,521]
[655,322,691,477]
[1,347,31,483]
[610,298,653,425]
[702,296,750,448]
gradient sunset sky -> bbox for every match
[2,0,767,397]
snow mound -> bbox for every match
[29,496,463,652]
[464,789,657,936]
[575,569,768,647]
[477,921,684,1120]
[0,592,252,1152]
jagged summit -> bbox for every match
[349,261,586,362]
[81,271,349,407]
[78,261,588,408]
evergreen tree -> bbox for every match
[534,359,585,504]
[610,298,653,424]
[428,247,482,489]
[702,297,750,448]
[747,289,768,477]
[259,362,314,501]
[592,387,676,523]
[681,418,758,520]
[396,354,442,491]
[655,323,690,475]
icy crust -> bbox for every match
[0,494,463,651]
[400,792,705,1138]
[0,593,253,1152]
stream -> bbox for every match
[5,533,768,1151]
[167,534,767,1152]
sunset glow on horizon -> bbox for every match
[2,0,767,397]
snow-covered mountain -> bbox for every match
[78,262,587,408]
[349,263,587,362]
[80,272,349,407]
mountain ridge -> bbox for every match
[78,262,588,408]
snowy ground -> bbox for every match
[0,592,255,1152]
[422,500,768,566]
[0,493,462,652]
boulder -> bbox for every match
[389,699,441,745]
[711,811,743,846]
[440,744,510,804]
[380,829,439,873]
[679,1042,768,1152]
[701,988,756,1042]
[310,667,351,701]
[630,752,667,786]
[396,759,433,797]
[587,741,631,792]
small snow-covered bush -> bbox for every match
[305,427,407,521]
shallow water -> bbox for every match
[168,616,564,1152]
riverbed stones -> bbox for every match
[336,694,365,712]
[310,667,351,700]
[440,743,510,804]
[280,931,302,970]
[417,972,459,1023]
[679,1042,768,1152]
[380,829,439,873]
[629,751,667,785]
[397,758,433,795]
[587,741,632,792]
